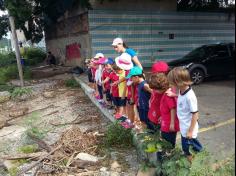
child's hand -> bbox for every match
[166,88,177,97]
[169,123,175,132]
[187,130,193,139]
[111,81,119,86]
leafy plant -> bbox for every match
[0,65,18,84]
[65,78,80,88]
[11,87,33,99]
[24,48,46,66]
[0,84,16,93]
[18,144,38,154]
[138,130,173,154]
[104,121,134,148]
[0,52,16,67]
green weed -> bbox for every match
[104,121,134,148]
[11,87,33,99]
[65,78,80,88]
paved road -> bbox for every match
[193,78,235,161]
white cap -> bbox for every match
[115,53,133,71]
[94,53,104,59]
[112,38,124,46]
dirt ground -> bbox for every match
[0,74,139,176]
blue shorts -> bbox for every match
[137,107,149,124]
[181,136,203,156]
[113,97,127,107]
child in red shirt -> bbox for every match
[148,61,170,130]
[102,58,115,108]
[103,64,128,118]
[153,73,180,147]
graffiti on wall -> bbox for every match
[66,43,81,60]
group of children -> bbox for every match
[86,51,203,162]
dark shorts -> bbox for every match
[88,69,94,83]
[137,107,149,124]
[181,136,203,156]
[113,97,127,107]
[161,131,177,148]
[105,90,112,102]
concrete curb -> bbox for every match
[74,75,115,123]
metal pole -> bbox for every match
[8,15,24,87]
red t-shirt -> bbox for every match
[109,72,119,97]
[160,93,180,133]
[148,90,164,125]
[102,69,111,90]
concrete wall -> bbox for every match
[45,0,177,67]
[45,12,90,67]
[46,34,91,67]
[90,0,177,11]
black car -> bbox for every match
[167,43,235,84]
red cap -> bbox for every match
[151,61,169,74]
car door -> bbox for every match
[204,45,232,76]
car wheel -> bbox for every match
[190,69,205,85]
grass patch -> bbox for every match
[18,144,39,154]
[65,78,80,88]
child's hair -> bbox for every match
[149,73,169,91]
[112,64,122,71]
[167,67,193,87]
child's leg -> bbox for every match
[127,103,135,123]
[191,138,203,152]
[97,85,103,100]
[161,132,177,148]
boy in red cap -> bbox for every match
[148,61,170,130]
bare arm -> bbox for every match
[132,56,143,69]
[103,77,110,84]
[169,109,176,132]
[187,112,199,139]
[144,84,153,94]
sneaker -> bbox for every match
[95,95,100,100]
[118,116,127,122]
[121,121,135,129]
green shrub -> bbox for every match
[104,121,134,148]
[24,48,46,66]
[0,65,18,84]
[11,87,32,99]
[0,84,16,93]
[65,78,80,88]
[0,52,16,67]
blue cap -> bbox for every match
[126,66,143,79]
[105,58,115,65]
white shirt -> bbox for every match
[177,87,199,138]
[95,65,103,85]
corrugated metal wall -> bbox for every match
[88,10,235,67]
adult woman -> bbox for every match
[112,38,143,123]
[112,38,143,69]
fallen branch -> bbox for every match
[1,152,47,160]
[76,171,100,176]
[42,110,59,117]
[17,145,62,176]
[8,105,59,123]
[27,132,52,152]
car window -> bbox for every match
[212,45,230,57]
[229,43,235,57]
[185,47,206,58]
